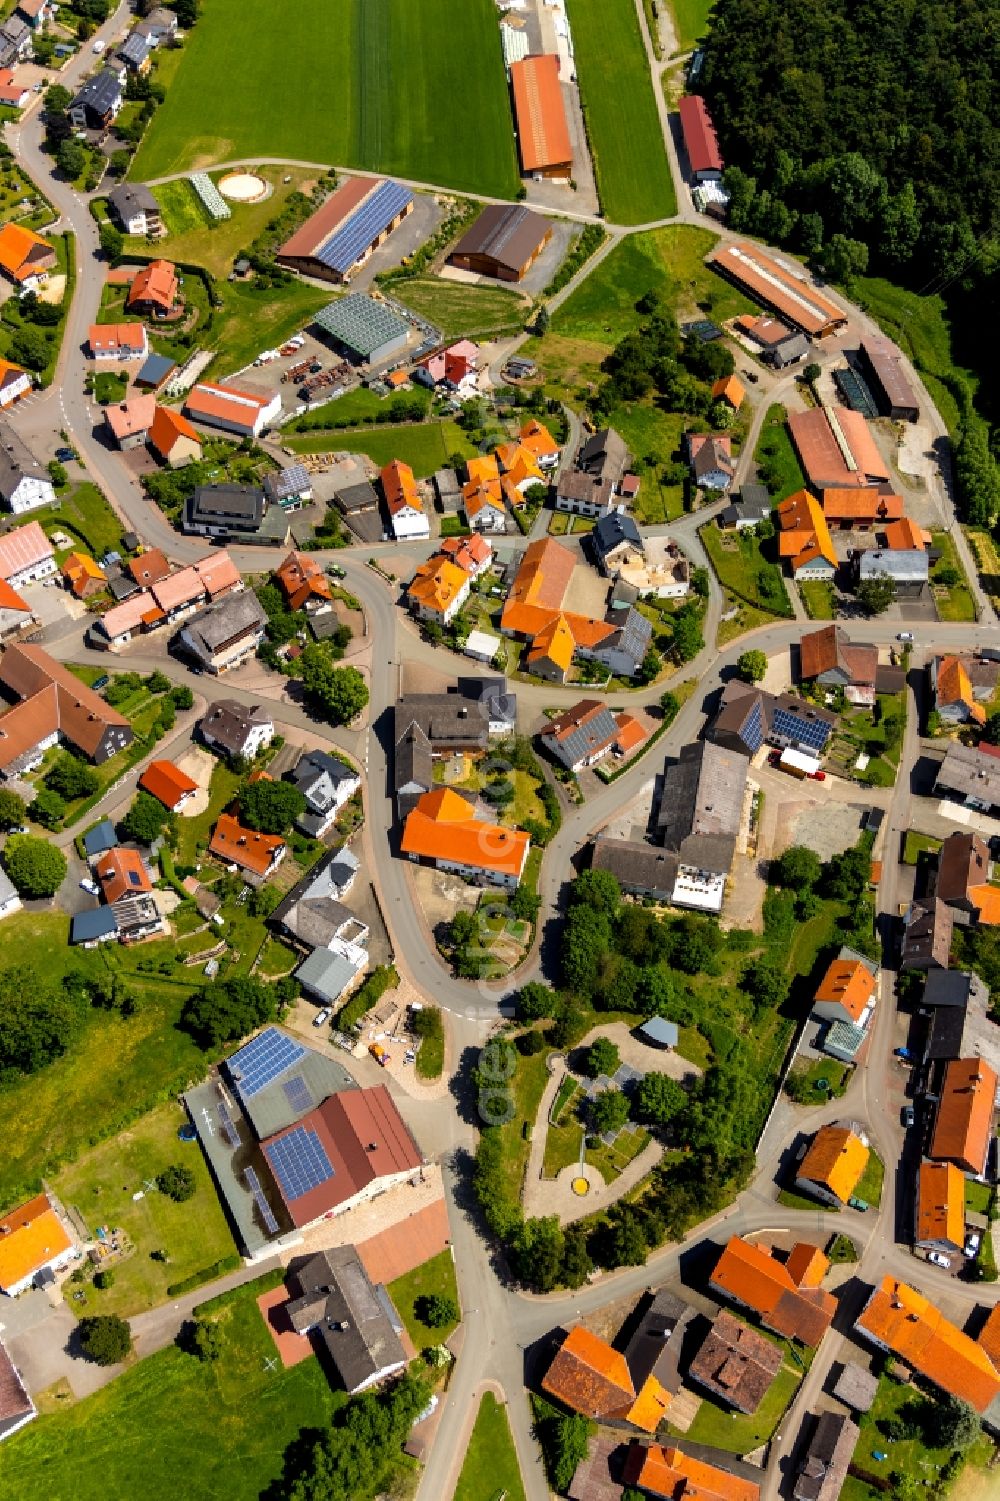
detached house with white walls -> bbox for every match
[0,421,54,514]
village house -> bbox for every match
[688,1309,782,1415]
[401,786,530,889]
[62,552,106,600]
[931,654,998,726]
[104,394,157,451]
[0,1193,74,1296]
[541,1292,689,1432]
[776,490,837,579]
[209,812,286,884]
[106,182,163,238]
[540,698,646,773]
[0,223,55,293]
[87,322,148,362]
[290,749,360,838]
[0,358,31,410]
[126,259,178,318]
[69,67,123,131]
[555,427,631,517]
[915,1160,967,1258]
[0,520,55,589]
[199,700,274,761]
[928,1057,998,1178]
[178,591,267,674]
[405,555,470,627]
[687,432,734,492]
[710,1237,836,1346]
[798,625,878,706]
[381,459,429,541]
[794,1124,869,1208]
[0,420,54,515]
[855,1277,1000,1415]
[0,641,131,777]
[148,404,203,467]
[138,759,198,812]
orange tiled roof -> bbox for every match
[127,548,170,587]
[857,1277,1000,1413]
[62,552,106,597]
[401,789,530,879]
[917,1161,965,1250]
[798,1126,869,1204]
[209,813,285,877]
[884,517,930,551]
[466,453,500,488]
[95,846,153,904]
[463,479,505,519]
[968,884,1000,924]
[139,759,197,809]
[929,1057,998,1174]
[519,418,559,460]
[0,1194,72,1292]
[149,403,202,459]
[785,1243,829,1289]
[776,490,837,572]
[541,1325,635,1420]
[407,556,468,618]
[509,54,572,173]
[821,489,904,522]
[184,382,273,427]
[814,957,877,1021]
[88,322,146,356]
[276,550,331,611]
[0,578,30,614]
[104,394,156,441]
[936,655,985,725]
[624,1442,760,1501]
[614,713,647,756]
[381,459,422,517]
[495,441,544,488]
[711,1237,834,1346]
[439,534,491,573]
[0,222,54,283]
[978,1306,1000,1369]
[712,374,746,409]
[127,258,177,312]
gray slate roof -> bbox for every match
[0,420,49,503]
[182,591,266,655]
[200,699,272,756]
[285,1246,405,1392]
[270,844,361,944]
[82,818,118,857]
[291,749,358,815]
[657,740,748,873]
[592,511,642,559]
[72,67,122,116]
[107,182,159,221]
[295,943,366,1004]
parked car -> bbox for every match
[964,1234,981,1259]
[927,1250,951,1268]
[313,1007,331,1028]
[901,1105,915,1128]
[79,878,99,895]
[897,631,914,642]
[326,564,347,579]
[92,38,105,52]
[848,1196,869,1212]
[55,447,77,462]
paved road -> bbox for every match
[7,50,996,1501]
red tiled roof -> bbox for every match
[149,403,201,459]
[127,548,170,586]
[95,846,152,904]
[209,812,285,877]
[541,1325,635,1420]
[678,94,724,176]
[276,550,331,611]
[127,259,177,312]
[139,759,197,809]
[510,54,572,173]
[710,1237,835,1346]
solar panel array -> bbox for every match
[282,1074,314,1116]
[314,295,409,360]
[315,180,413,274]
[216,1095,241,1148]
[265,1127,335,1202]
[773,706,832,752]
[227,1028,306,1098]
[741,697,765,753]
[244,1166,280,1234]
[835,367,879,419]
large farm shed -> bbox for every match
[708,241,847,338]
[856,336,919,421]
[313,294,410,366]
[276,175,414,285]
[677,95,723,180]
[787,404,892,493]
[449,204,552,282]
[509,54,572,178]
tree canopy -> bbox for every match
[2,835,67,897]
[121,790,170,845]
[239,778,306,834]
[180,975,280,1048]
[736,649,768,683]
[299,654,369,725]
[79,1314,132,1366]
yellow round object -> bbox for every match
[571,1176,590,1196]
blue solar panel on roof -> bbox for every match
[216,1096,241,1148]
[244,1166,280,1233]
[315,180,414,274]
[264,1127,335,1202]
[773,706,832,751]
[227,1027,307,1098]
[282,1074,313,1116]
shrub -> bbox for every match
[78,1314,132,1365]
[157,1163,196,1202]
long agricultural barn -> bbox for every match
[449,204,552,282]
[788,404,892,493]
[856,336,919,421]
[276,175,414,285]
[678,95,723,181]
[313,294,410,366]
[509,54,572,179]
[708,241,847,338]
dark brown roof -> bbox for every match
[799,625,877,687]
[900,899,954,969]
[937,831,990,906]
[285,1245,406,1392]
[0,1338,32,1430]
[689,1309,783,1414]
[793,1411,860,1501]
[450,203,551,274]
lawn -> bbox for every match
[15,482,124,561]
[292,384,431,431]
[386,1248,460,1346]
[753,404,806,501]
[523,225,752,458]
[565,0,676,224]
[498,1048,552,1204]
[393,276,528,340]
[0,231,74,386]
[132,0,520,198]
[854,1151,884,1208]
[586,1123,651,1182]
[0,914,210,1208]
[785,1057,851,1106]
[666,0,713,51]
[174,761,241,866]
[680,1362,801,1454]
[0,158,53,233]
[0,1277,341,1501]
[454,1393,526,1501]
[52,1103,236,1318]
[700,522,793,623]
[966,1180,994,1216]
[122,169,320,280]
[287,419,477,476]
[840,1375,995,1501]
[799,579,836,619]
[902,830,942,865]
[930,528,977,622]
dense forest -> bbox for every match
[700,0,1000,514]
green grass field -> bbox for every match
[681,1361,800,1453]
[930,528,977,621]
[524,225,751,461]
[288,419,477,476]
[754,403,807,501]
[566,0,676,224]
[393,276,528,340]
[386,1249,460,1346]
[53,1103,236,1319]
[132,0,520,197]
[15,482,124,562]
[454,1393,526,1501]
[666,0,713,51]
[0,1278,340,1501]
